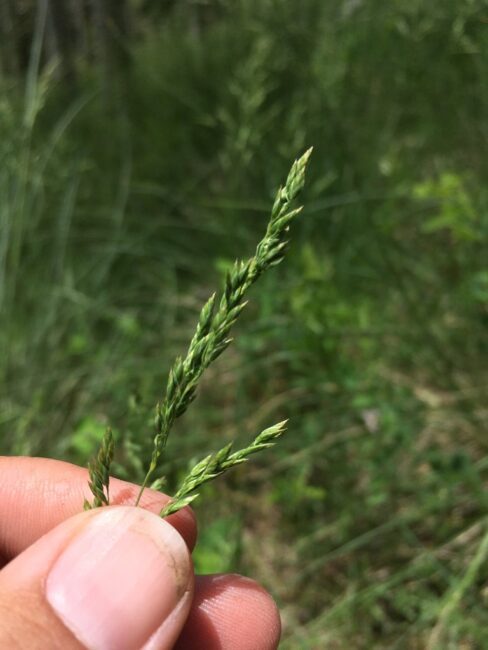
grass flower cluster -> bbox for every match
[85,148,312,516]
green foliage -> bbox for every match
[414,172,480,241]
[70,417,108,462]
[192,514,243,574]
[1,1,487,647]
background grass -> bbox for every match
[1,0,487,647]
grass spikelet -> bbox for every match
[84,427,115,510]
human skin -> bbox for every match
[0,456,281,650]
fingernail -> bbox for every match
[46,507,191,650]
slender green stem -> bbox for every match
[427,518,488,650]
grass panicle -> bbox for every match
[159,420,288,517]
[84,427,115,509]
[133,148,312,507]
[84,149,311,512]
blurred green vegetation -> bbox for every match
[1,0,487,647]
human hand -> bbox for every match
[0,457,281,649]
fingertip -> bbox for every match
[0,457,198,556]
[176,573,281,650]
[0,506,194,650]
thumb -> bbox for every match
[0,506,193,650]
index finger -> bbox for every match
[0,456,197,561]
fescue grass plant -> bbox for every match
[85,149,312,515]
[1,1,487,647]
